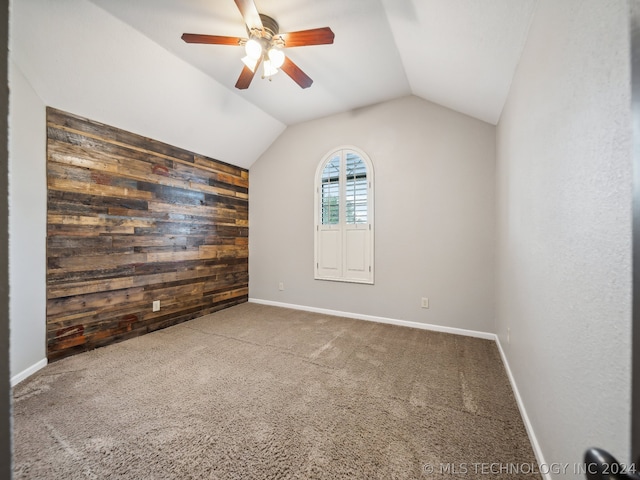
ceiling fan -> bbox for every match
[181,0,335,90]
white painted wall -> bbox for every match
[250,95,496,332]
[496,0,631,474]
[8,62,47,380]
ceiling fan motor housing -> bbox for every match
[257,14,279,40]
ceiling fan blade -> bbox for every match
[181,33,244,46]
[235,57,262,89]
[234,0,263,31]
[281,56,313,89]
[235,66,256,90]
[278,27,335,47]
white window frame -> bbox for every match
[314,146,374,284]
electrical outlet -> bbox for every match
[153,300,160,312]
[421,297,429,309]
[278,282,284,291]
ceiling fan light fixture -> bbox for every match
[244,38,262,60]
[263,59,278,77]
[267,48,285,69]
[241,55,259,72]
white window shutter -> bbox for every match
[317,227,342,279]
[315,147,374,284]
[343,225,370,282]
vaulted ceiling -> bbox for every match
[11,0,537,168]
[88,0,537,126]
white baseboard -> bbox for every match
[495,337,550,480]
[11,358,47,387]
[249,298,547,476]
[249,298,496,341]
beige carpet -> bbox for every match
[13,303,539,479]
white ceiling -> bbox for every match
[88,0,537,126]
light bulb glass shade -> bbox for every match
[268,48,285,69]
[263,59,278,77]
[245,38,262,60]
[241,55,259,73]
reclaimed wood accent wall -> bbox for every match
[46,108,249,361]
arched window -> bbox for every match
[314,147,374,284]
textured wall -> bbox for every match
[8,61,47,378]
[0,0,10,474]
[46,109,248,361]
[496,0,631,473]
[250,95,496,332]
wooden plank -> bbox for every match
[48,236,113,250]
[111,235,187,249]
[49,252,148,272]
[146,200,246,220]
[48,189,149,211]
[188,181,244,199]
[47,276,135,299]
[194,155,247,178]
[198,244,248,260]
[48,177,154,200]
[146,250,201,263]
[47,224,136,236]
[47,214,155,229]
[47,287,145,317]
